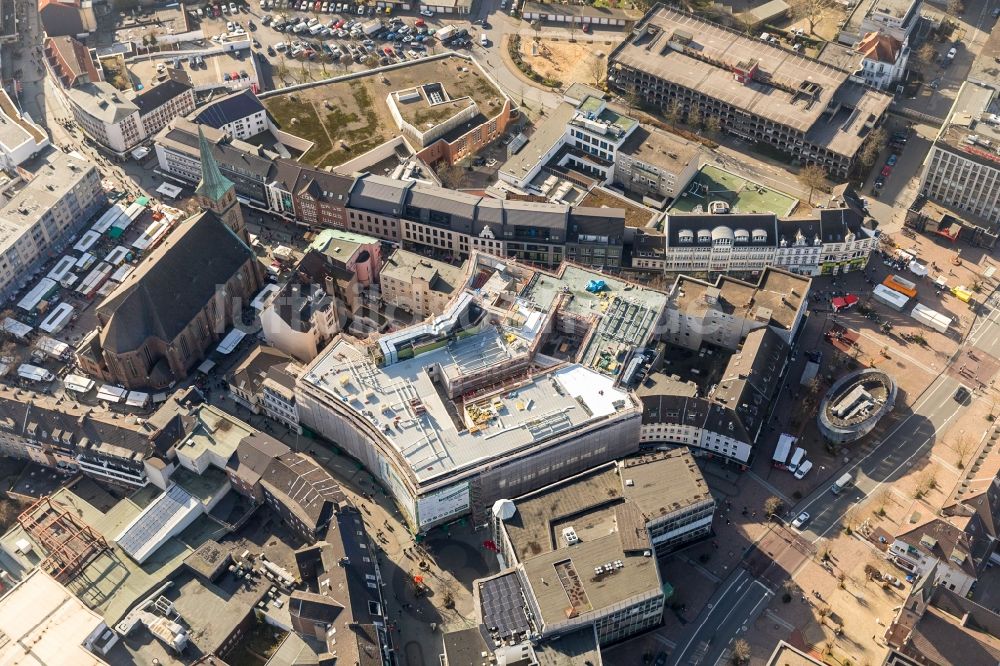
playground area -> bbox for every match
[667,165,799,217]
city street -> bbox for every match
[669,568,772,666]
[793,372,966,543]
[894,0,997,121]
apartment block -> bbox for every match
[0,150,102,303]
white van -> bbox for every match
[831,472,853,495]
[275,41,288,51]
[794,460,813,480]
[480,32,488,46]
[788,447,806,473]
[309,23,323,34]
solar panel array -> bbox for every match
[117,484,195,559]
[480,573,532,641]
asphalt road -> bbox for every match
[668,568,773,666]
[792,373,967,543]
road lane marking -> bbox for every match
[671,570,748,666]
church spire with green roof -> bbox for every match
[195,125,235,203]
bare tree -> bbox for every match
[798,164,828,205]
[764,495,783,518]
[731,639,751,665]
[704,113,722,134]
[874,487,893,516]
[842,505,859,533]
[917,43,938,68]
[860,127,888,168]
[946,0,964,15]
[588,54,606,87]
[954,434,974,470]
[793,0,832,35]
[687,106,703,130]
[663,100,683,128]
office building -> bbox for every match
[380,249,466,318]
[190,88,269,140]
[0,569,115,665]
[228,345,304,435]
[291,508,391,665]
[499,93,639,190]
[346,173,627,268]
[858,0,921,43]
[38,0,96,38]
[854,31,909,92]
[0,385,173,488]
[44,35,102,88]
[613,125,704,203]
[227,432,346,541]
[64,76,196,157]
[887,500,993,597]
[608,6,892,178]
[155,117,280,205]
[484,453,710,645]
[132,77,196,140]
[919,81,1000,228]
[261,229,383,362]
[885,577,1000,666]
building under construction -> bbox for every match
[17,496,109,583]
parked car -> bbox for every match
[791,511,810,529]
[946,46,957,60]
[887,153,898,166]
[419,7,433,15]
[881,165,892,177]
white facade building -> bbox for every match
[634,208,878,277]
[0,90,49,169]
[858,0,921,43]
[855,32,909,92]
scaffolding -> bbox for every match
[17,496,109,583]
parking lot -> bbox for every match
[190,0,488,86]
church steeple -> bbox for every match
[193,125,247,242]
[195,125,235,203]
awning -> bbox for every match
[131,146,150,160]
[155,182,182,199]
[216,328,247,355]
[197,359,216,374]
[831,294,858,311]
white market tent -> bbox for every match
[63,374,96,393]
[96,384,128,403]
[216,328,247,355]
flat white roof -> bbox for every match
[0,569,107,666]
[303,331,637,485]
[216,327,246,355]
